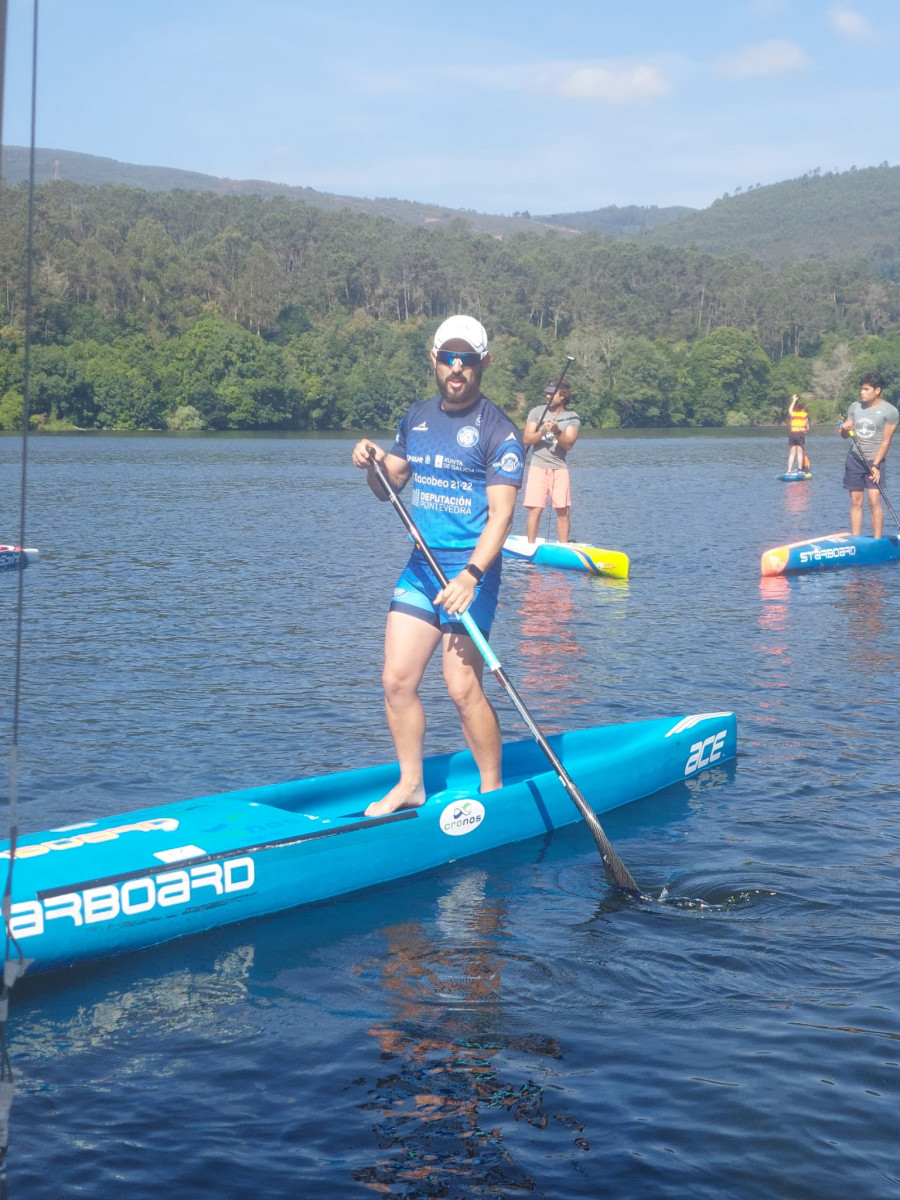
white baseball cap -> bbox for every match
[432,315,489,357]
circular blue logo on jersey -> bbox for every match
[499,450,523,474]
[457,426,479,448]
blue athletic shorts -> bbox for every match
[390,548,501,636]
[843,451,887,491]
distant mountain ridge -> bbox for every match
[1,146,898,268]
[0,146,572,238]
[0,146,690,241]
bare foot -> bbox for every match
[364,781,427,817]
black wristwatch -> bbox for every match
[464,563,484,582]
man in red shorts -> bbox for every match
[522,377,581,543]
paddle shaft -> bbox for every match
[367,449,641,897]
[848,431,900,529]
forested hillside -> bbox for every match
[0,179,898,433]
[536,204,694,236]
[5,148,899,267]
[647,164,900,270]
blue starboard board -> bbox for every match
[761,531,900,575]
[3,713,737,973]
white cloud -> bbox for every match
[558,63,670,104]
[361,59,674,107]
[717,39,807,77]
[829,6,874,40]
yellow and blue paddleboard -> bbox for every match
[503,535,629,579]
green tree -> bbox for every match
[81,342,166,428]
[683,327,772,424]
[609,338,681,427]
[28,344,96,427]
[166,316,298,429]
[0,388,24,430]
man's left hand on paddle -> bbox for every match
[434,571,478,616]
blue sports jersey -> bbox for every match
[390,394,525,550]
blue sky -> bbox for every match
[2,0,898,215]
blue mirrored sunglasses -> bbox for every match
[435,349,483,368]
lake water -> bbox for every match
[1,428,898,1199]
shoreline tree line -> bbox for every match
[0,181,898,433]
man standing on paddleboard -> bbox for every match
[351,316,525,817]
[522,378,581,543]
[838,371,899,537]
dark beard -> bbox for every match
[436,367,483,409]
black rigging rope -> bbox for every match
[1,0,40,1188]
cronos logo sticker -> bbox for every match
[440,799,485,836]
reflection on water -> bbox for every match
[12,945,256,1071]
[782,479,812,518]
[836,576,895,685]
[354,872,580,1196]
[509,565,631,733]
[757,574,791,622]
[754,576,793,713]
[515,568,590,724]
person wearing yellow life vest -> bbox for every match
[787,394,810,474]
